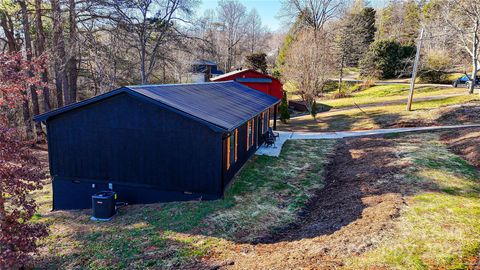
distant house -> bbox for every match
[210,69,284,100]
[191,60,224,82]
[34,82,280,210]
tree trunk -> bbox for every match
[471,19,479,95]
[339,53,345,94]
[51,0,69,106]
[0,10,18,52]
[140,42,147,84]
[19,0,41,139]
[67,0,78,103]
[22,98,34,140]
[34,0,51,112]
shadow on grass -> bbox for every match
[254,133,479,244]
[35,130,480,269]
[280,99,480,133]
[36,207,223,270]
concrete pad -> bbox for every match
[255,124,480,157]
[255,131,293,157]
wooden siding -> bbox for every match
[47,93,223,209]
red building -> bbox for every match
[210,69,284,100]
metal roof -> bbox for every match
[210,69,248,81]
[210,69,280,82]
[235,78,272,83]
[34,81,280,132]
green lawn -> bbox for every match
[34,140,335,269]
[321,84,467,109]
[32,131,480,269]
[280,96,480,132]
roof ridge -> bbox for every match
[34,82,280,132]
[126,81,234,88]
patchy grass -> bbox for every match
[34,140,335,269]
[346,133,480,269]
[33,131,480,269]
[280,96,480,132]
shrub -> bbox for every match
[245,53,268,74]
[418,50,452,83]
[0,122,48,268]
[360,39,415,79]
[311,100,318,119]
[279,91,290,123]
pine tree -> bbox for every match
[311,100,318,119]
[245,53,268,73]
[279,91,290,123]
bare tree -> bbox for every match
[34,0,51,111]
[100,0,197,84]
[442,0,480,94]
[66,0,78,102]
[281,0,343,33]
[19,0,41,138]
[0,7,19,53]
[51,0,68,106]
[245,9,265,54]
[284,29,336,112]
[281,0,343,113]
[217,0,246,72]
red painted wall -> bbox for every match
[212,70,283,99]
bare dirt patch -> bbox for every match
[383,118,434,128]
[440,127,480,169]
[210,137,419,269]
[436,101,480,125]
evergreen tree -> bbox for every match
[311,100,318,119]
[279,91,290,123]
[337,5,376,67]
[361,7,376,47]
[274,34,294,77]
[359,39,416,79]
[245,52,268,73]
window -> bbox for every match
[226,130,237,171]
[226,136,231,170]
[251,118,255,146]
[247,121,251,150]
[234,129,238,162]
[230,130,235,167]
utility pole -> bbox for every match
[406,27,425,111]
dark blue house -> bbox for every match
[34,82,280,210]
[191,60,224,82]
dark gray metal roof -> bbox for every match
[34,81,280,132]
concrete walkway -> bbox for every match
[255,124,480,157]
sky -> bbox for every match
[197,0,389,32]
[198,0,284,31]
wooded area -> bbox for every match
[276,0,480,111]
[0,0,274,140]
[1,0,480,268]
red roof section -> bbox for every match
[210,69,283,99]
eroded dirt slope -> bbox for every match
[208,137,415,269]
[441,127,480,168]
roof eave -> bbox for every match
[33,87,129,122]
[225,98,280,132]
